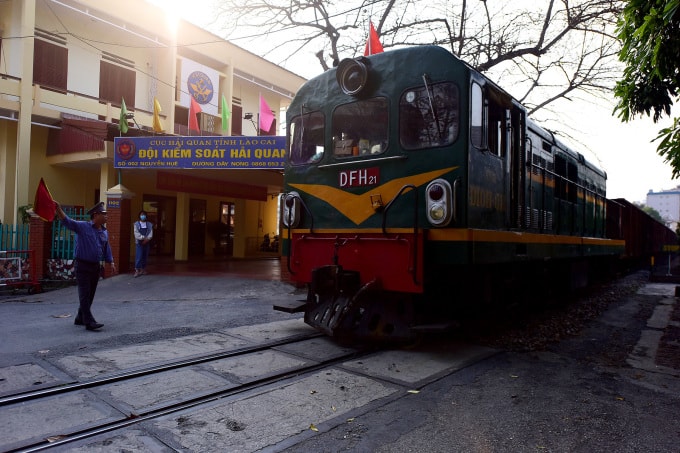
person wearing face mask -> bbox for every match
[133,210,153,278]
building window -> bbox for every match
[33,39,67,92]
[231,103,243,135]
[99,60,135,107]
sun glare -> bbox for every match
[147,0,182,29]
[146,0,212,29]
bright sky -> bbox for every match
[556,101,677,203]
[148,0,678,204]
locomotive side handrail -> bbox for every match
[381,184,419,285]
[284,192,315,276]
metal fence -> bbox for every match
[0,208,87,260]
[51,209,88,259]
[0,223,30,251]
[0,249,41,292]
[1,226,40,290]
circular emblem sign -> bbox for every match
[116,139,136,160]
[187,71,214,105]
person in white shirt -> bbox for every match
[133,210,153,278]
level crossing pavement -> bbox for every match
[0,268,678,451]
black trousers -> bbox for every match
[74,259,101,326]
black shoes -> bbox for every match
[76,317,102,330]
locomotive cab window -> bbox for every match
[400,82,459,150]
[471,83,512,158]
[289,111,325,165]
[470,83,484,148]
[555,154,578,203]
[332,97,388,158]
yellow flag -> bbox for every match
[152,97,164,132]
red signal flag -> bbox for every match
[364,22,384,56]
[33,178,56,221]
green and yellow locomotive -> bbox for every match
[276,45,624,342]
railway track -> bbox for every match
[0,331,325,407]
[3,286,595,452]
[3,330,373,452]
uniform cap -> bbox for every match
[87,202,107,217]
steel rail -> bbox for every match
[0,331,322,407]
[10,342,372,453]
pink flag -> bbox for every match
[364,21,384,56]
[189,96,202,133]
[259,95,275,132]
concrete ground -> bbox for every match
[0,267,678,452]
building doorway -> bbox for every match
[188,199,207,256]
[142,196,176,256]
[216,201,234,256]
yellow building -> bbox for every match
[0,0,305,263]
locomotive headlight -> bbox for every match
[426,179,453,226]
[429,203,446,221]
[336,58,369,96]
[281,191,301,228]
[428,183,445,201]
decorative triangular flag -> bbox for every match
[33,178,56,221]
[259,95,275,132]
[152,97,164,132]
[119,98,129,134]
[189,96,202,133]
[221,95,230,132]
[364,21,384,56]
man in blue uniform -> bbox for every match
[55,201,116,331]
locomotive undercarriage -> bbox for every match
[292,260,589,343]
[275,250,616,344]
[303,265,417,343]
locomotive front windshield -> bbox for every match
[288,81,458,166]
[399,81,459,149]
[332,97,388,158]
[289,111,325,165]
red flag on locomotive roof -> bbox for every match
[33,178,56,221]
[189,96,202,133]
[364,21,384,56]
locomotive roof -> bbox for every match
[291,46,466,111]
[527,118,606,179]
[290,45,606,180]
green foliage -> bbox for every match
[18,205,32,224]
[654,118,680,176]
[641,205,664,222]
[615,0,680,177]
